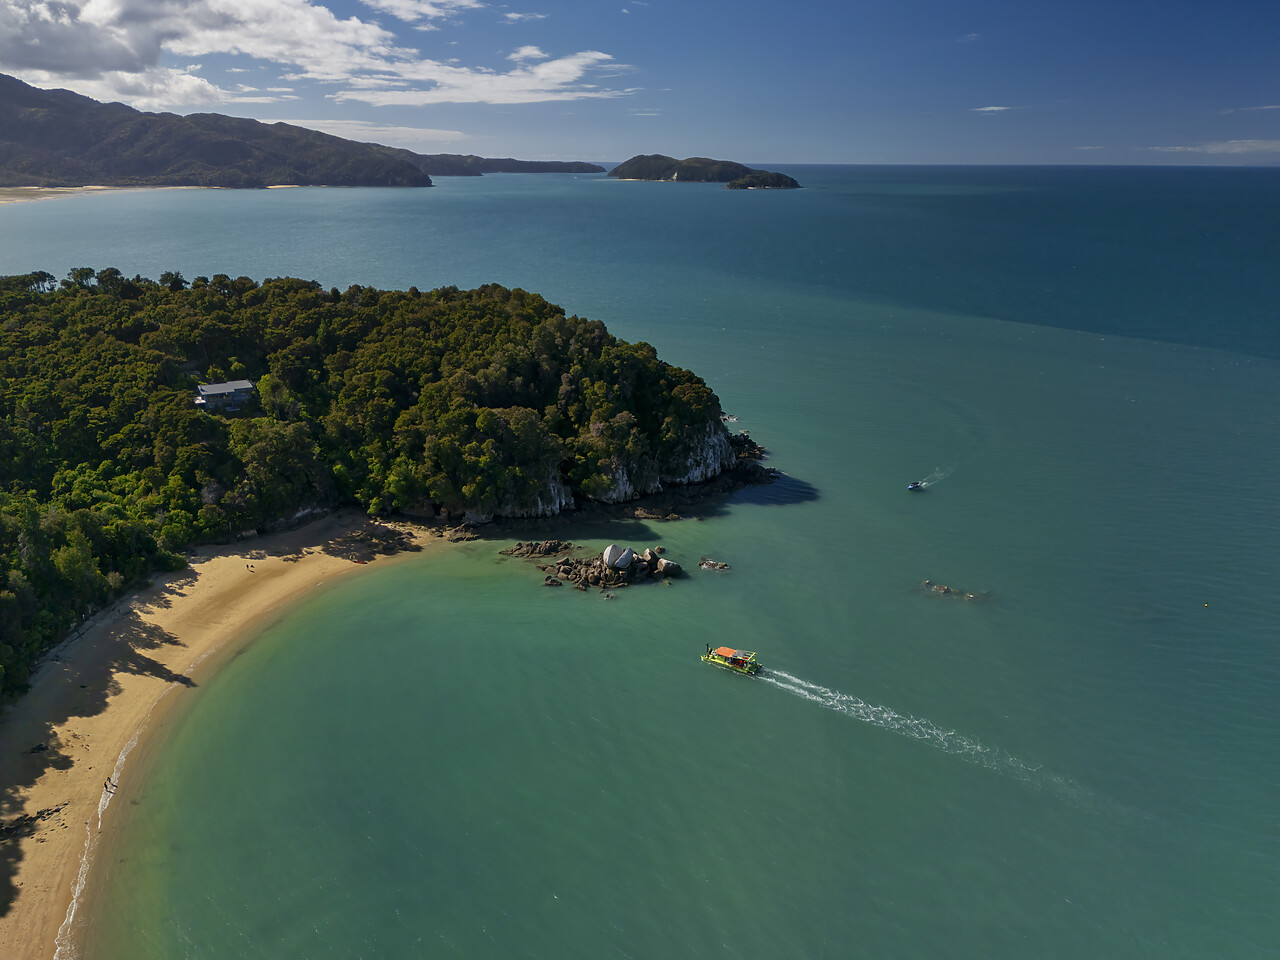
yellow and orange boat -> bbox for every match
[701,645,761,676]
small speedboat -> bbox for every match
[907,481,925,492]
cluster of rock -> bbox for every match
[500,539,576,558]
[699,557,731,571]
[920,580,989,602]
[728,429,764,459]
[501,540,682,590]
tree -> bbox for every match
[159,271,188,292]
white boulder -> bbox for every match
[602,544,634,569]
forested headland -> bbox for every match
[0,73,603,188]
[0,271,735,695]
[608,155,800,188]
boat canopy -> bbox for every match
[713,646,755,660]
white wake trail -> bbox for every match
[919,464,956,488]
[760,669,1086,800]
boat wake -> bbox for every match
[759,669,1089,801]
[917,464,955,489]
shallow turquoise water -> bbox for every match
[4,168,1278,958]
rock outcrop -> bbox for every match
[501,541,683,589]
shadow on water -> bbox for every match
[729,472,820,507]
[470,470,819,548]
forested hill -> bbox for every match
[394,154,606,176]
[0,73,603,188]
[606,154,798,188]
[0,74,432,188]
[0,270,734,695]
[608,154,800,189]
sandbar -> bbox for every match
[0,186,209,205]
[0,510,444,959]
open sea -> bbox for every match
[3,165,1279,958]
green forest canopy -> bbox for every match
[0,270,730,695]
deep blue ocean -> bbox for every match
[3,166,1278,958]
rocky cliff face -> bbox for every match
[463,421,736,520]
[661,423,735,485]
[590,422,735,505]
[465,470,576,523]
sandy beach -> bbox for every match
[0,187,119,205]
[0,511,444,959]
[0,186,210,205]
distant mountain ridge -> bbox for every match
[608,154,800,188]
[396,154,605,176]
[0,73,604,188]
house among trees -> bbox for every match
[195,379,255,411]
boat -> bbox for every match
[907,481,925,491]
[701,645,761,676]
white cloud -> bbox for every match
[958,33,978,42]
[1074,145,1105,150]
[13,66,230,109]
[0,0,407,87]
[0,0,630,108]
[269,117,470,147]
[1150,139,1280,154]
[508,45,548,61]
[1218,104,1280,114]
[971,105,1012,112]
[334,51,631,106]
[359,0,480,25]
[503,11,546,21]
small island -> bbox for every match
[726,171,802,190]
[608,154,800,189]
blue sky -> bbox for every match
[1,0,1277,163]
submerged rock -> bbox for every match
[920,579,989,602]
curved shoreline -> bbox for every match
[0,511,445,960]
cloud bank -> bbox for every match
[1150,139,1280,154]
[270,117,470,147]
[0,0,628,109]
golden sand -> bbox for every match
[0,511,444,959]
